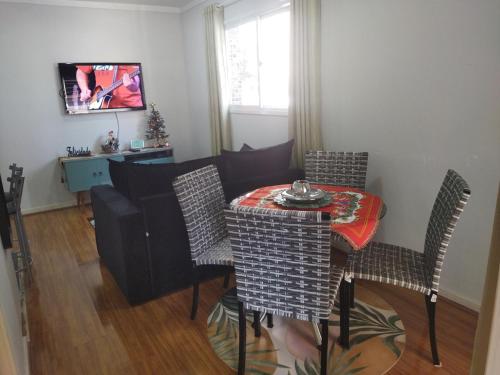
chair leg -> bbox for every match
[238,301,246,375]
[191,264,200,320]
[320,318,329,375]
[223,268,230,288]
[253,311,261,337]
[266,313,274,328]
[425,293,441,366]
[350,278,355,308]
[339,279,350,349]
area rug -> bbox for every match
[207,286,405,374]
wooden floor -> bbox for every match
[22,206,478,374]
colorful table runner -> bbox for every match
[231,184,384,251]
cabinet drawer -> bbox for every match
[63,159,102,192]
[63,155,126,191]
[96,155,124,186]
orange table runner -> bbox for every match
[231,184,384,251]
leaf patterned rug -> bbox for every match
[207,286,405,374]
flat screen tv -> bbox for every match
[58,63,147,114]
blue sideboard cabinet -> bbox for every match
[59,147,174,205]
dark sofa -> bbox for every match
[91,141,303,305]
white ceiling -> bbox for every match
[74,0,194,7]
[2,0,201,9]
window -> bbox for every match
[225,7,290,112]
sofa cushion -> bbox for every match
[175,155,225,181]
[126,162,179,202]
[239,143,254,151]
[222,139,294,181]
[108,159,130,198]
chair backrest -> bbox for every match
[7,164,23,195]
[173,165,227,261]
[225,206,333,322]
[424,169,471,293]
[8,174,24,212]
[304,151,368,190]
[14,176,24,210]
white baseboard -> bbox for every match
[439,288,481,312]
[22,200,78,215]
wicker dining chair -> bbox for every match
[5,163,23,203]
[305,150,370,260]
[7,173,32,278]
[173,165,233,320]
[344,169,471,366]
[304,151,369,190]
[225,206,350,375]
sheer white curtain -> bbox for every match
[288,0,322,167]
[204,4,232,155]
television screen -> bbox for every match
[58,63,147,114]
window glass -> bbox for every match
[225,8,290,110]
[259,10,290,108]
[226,20,259,106]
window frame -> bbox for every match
[225,5,290,116]
[229,104,288,116]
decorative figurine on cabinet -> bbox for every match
[101,130,119,153]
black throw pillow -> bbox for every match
[126,162,179,202]
[108,159,130,198]
[239,143,254,151]
[222,139,294,181]
[176,155,225,182]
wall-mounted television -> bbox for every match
[58,63,147,114]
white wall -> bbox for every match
[0,2,193,212]
[322,0,500,307]
[0,242,29,375]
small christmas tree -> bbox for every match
[145,103,169,147]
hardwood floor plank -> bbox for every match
[79,259,232,375]
[24,206,477,374]
[25,209,135,374]
[361,281,477,374]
